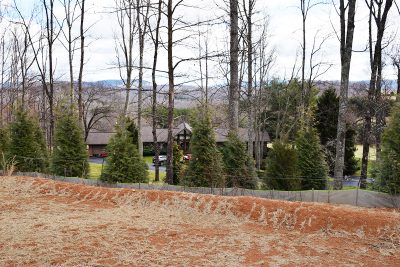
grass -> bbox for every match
[355,145,376,161]
[89,163,103,179]
[88,161,166,184]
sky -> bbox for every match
[3,0,400,84]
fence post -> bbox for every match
[312,188,314,202]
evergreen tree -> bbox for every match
[344,128,359,176]
[295,127,328,190]
[315,88,359,175]
[184,114,224,187]
[125,117,139,148]
[377,102,400,194]
[51,111,88,177]
[172,143,184,185]
[9,108,48,172]
[264,140,300,190]
[222,132,256,189]
[101,120,148,183]
[0,126,10,170]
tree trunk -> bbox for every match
[166,0,174,184]
[78,0,86,123]
[397,66,400,100]
[151,0,162,182]
[333,0,356,190]
[229,0,239,132]
[246,0,254,158]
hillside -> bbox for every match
[1,176,399,266]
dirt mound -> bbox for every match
[1,176,399,266]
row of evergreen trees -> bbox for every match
[183,111,257,189]
[0,106,88,177]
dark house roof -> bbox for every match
[86,123,270,145]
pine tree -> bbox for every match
[9,108,48,172]
[101,120,148,183]
[126,117,139,148]
[222,132,256,189]
[0,126,10,170]
[295,127,328,190]
[184,114,224,187]
[315,88,359,175]
[264,140,300,190]
[344,128,359,176]
[172,143,184,185]
[377,102,400,194]
[51,111,88,177]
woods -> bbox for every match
[0,0,399,193]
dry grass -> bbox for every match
[1,176,400,266]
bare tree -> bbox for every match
[391,44,400,99]
[58,0,79,109]
[136,0,150,156]
[82,85,116,141]
[242,0,255,157]
[148,0,162,182]
[114,0,137,117]
[77,0,86,122]
[360,0,393,188]
[229,0,239,132]
[166,0,174,184]
[333,0,357,190]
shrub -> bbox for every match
[264,140,300,190]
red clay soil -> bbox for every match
[1,176,399,266]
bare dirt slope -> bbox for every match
[0,176,399,266]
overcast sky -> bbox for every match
[5,0,400,84]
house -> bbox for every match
[86,122,270,156]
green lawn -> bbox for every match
[88,162,103,179]
[88,161,166,184]
[355,145,376,161]
[354,145,377,177]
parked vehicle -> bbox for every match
[153,155,167,165]
[183,154,192,161]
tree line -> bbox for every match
[0,0,400,193]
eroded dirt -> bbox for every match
[0,176,399,266]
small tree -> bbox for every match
[52,110,88,177]
[222,132,256,189]
[0,126,10,170]
[295,127,328,190]
[264,140,300,190]
[9,108,48,172]
[184,114,224,187]
[377,102,400,194]
[101,120,148,183]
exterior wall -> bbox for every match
[88,145,107,157]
